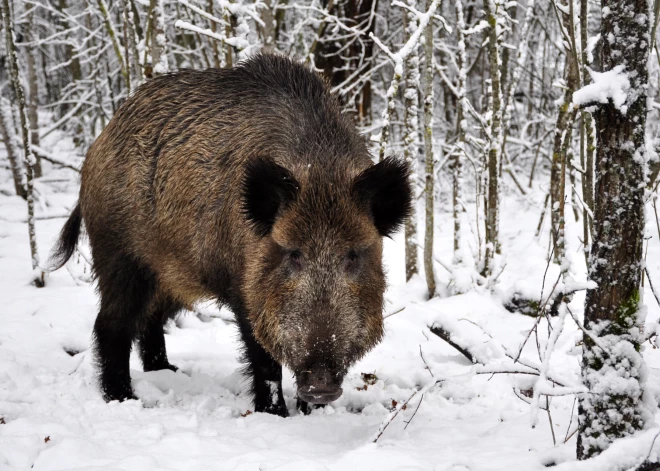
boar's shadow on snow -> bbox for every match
[49,53,412,416]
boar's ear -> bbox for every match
[352,157,412,238]
[243,157,299,237]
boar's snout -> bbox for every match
[296,369,343,404]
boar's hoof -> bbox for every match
[255,400,289,418]
[101,384,138,403]
[296,399,324,415]
[143,362,178,373]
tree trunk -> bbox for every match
[482,0,503,277]
[577,0,650,459]
[151,0,169,76]
[453,0,468,264]
[25,10,42,177]
[0,101,27,198]
[123,0,143,86]
[579,0,595,264]
[2,0,43,285]
[259,0,277,53]
[422,11,435,297]
[550,4,580,267]
[403,1,419,282]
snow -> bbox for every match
[2,130,660,470]
[572,65,631,113]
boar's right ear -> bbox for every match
[242,157,299,237]
[352,157,412,238]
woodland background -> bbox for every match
[1,0,660,468]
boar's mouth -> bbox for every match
[295,369,344,404]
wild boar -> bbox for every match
[50,53,412,416]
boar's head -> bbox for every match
[242,156,411,404]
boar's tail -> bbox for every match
[48,202,82,271]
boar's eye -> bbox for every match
[286,249,304,273]
[344,249,359,272]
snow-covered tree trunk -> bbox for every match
[97,0,130,89]
[576,0,651,458]
[579,0,595,264]
[453,0,468,264]
[0,101,27,198]
[2,0,43,285]
[25,10,42,178]
[549,58,577,266]
[549,0,580,267]
[403,1,419,282]
[422,13,435,297]
[482,0,503,277]
[147,0,169,77]
[123,0,143,87]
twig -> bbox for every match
[429,325,478,364]
[419,345,434,378]
[371,378,442,443]
[384,307,406,319]
[566,306,609,354]
[633,429,660,470]
[564,398,577,443]
[546,396,556,446]
[645,266,660,308]
[403,392,425,430]
[372,389,417,442]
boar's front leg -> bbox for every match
[235,310,288,417]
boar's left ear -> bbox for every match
[243,157,299,237]
[352,157,412,238]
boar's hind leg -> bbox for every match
[236,312,288,417]
[137,295,181,372]
[93,255,157,403]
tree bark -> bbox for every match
[403,1,419,282]
[97,0,130,89]
[577,0,650,458]
[25,10,42,177]
[482,0,503,277]
[579,0,595,263]
[0,101,27,198]
[453,0,468,264]
[422,10,435,297]
[2,0,43,285]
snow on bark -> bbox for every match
[403,0,420,282]
[577,0,652,459]
[422,12,435,297]
[572,66,631,111]
[482,0,504,278]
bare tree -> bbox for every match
[2,0,43,286]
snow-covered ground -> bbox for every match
[1,132,659,470]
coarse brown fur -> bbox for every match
[50,54,412,415]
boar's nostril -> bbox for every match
[297,385,343,405]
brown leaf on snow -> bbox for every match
[240,410,252,418]
[44,436,50,443]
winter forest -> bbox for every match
[1,0,660,468]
